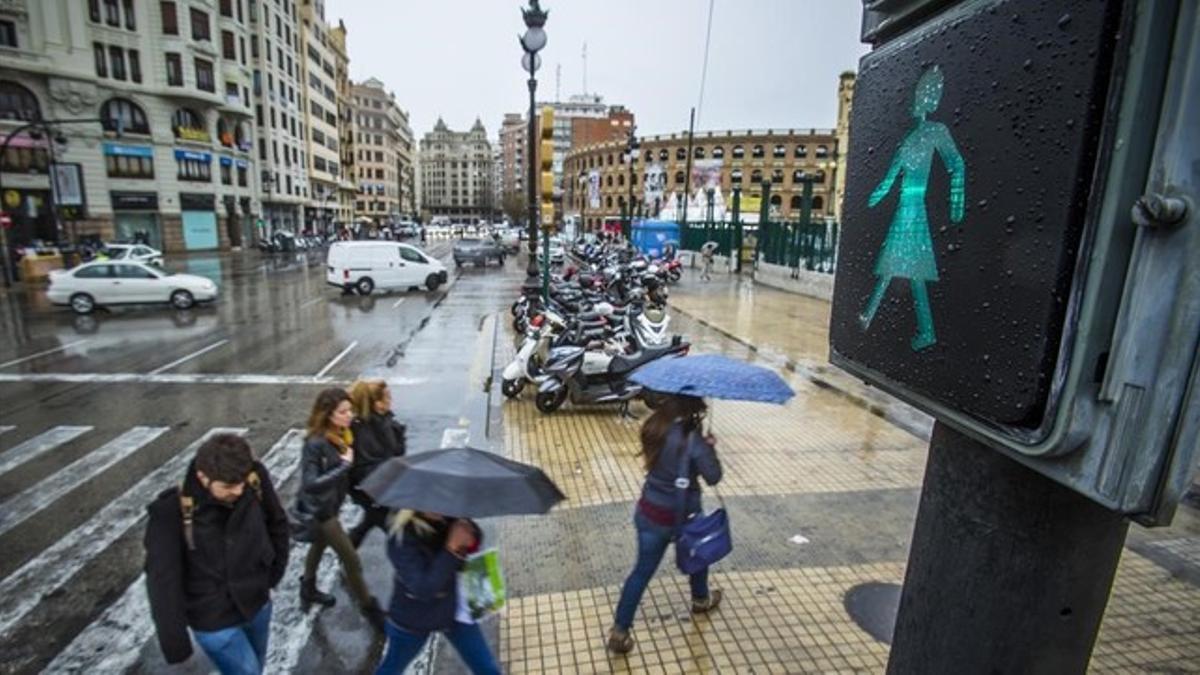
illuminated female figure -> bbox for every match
[859,65,965,351]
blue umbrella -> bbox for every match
[630,353,795,404]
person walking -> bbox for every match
[347,379,407,549]
[374,511,501,675]
[145,433,289,675]
[700,241,718,281]
[297,387,385,630]
[608,394,723,654]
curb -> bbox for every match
[668,302,934,442]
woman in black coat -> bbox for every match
[297,388,383,630]
[347,379,406,548]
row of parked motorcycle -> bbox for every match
[501,243,690,414]
[256,231,330,254]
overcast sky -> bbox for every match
[333,0,868,141]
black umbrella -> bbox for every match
[359,447,566,518]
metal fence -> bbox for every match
[678,217,838,274]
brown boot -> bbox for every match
[606,626,634,654]
[691,589,723,615]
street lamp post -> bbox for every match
[520,0,547,279]
[625,125,637,236]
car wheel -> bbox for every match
[170,289,195,310]
[356,277,375,295]
[501,378,525,399]
[69,293,96,315]
[535,387,567,414]
[498,256,506,266]
[425,274,442,292]
[455,259,463,268]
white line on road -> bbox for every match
[0,372,425,386]
[0,426,93,478]
[392,297,406,308]
[0,428,246,645]
[43,430,303,674]
[0,426,169,538]
[148,339,230,375]
[299,297,323,309]
[315,340,359,378]
[0,340,90,369]
[0,426,13,437]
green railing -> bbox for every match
[679,217,838,274]
[680,221,738,257]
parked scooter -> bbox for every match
[533,337,689,414]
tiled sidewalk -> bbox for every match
[485,273,1200,673]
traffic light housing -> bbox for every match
[538,106,555,229]
[830,0,1199,525]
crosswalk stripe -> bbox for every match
[0,427,246,644]
[43,429,303,674]
[0,426,169,538]
[0,426,14,436]
[0,426,92,477]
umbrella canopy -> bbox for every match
[629,353,795,404]
[359,447,566,518]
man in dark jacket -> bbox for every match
[145,433,289,675]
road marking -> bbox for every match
[0,426,13,437]
[0,426,169,538]
[299,297,323,309]
[43,429,303,674]
[147,339,230,375]
[0,426,92,478]
[0,428,246,645]
[0,372,425,386]
[315,340,359,378]
[0,340,90,369]
[392,297,406,308]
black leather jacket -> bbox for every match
[350,412,406,487]
[299,435,352,521]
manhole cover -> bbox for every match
[844,581,902,644]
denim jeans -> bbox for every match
[192,600,272,675]
[374,619,501,675]
[613,510,709,630]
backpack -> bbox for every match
[178,471,262,551]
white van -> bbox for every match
[326,241,448,295]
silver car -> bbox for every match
[47,261,218,314]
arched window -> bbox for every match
[794,145,807,158]
[771,169,783,184]
[607,154,613,166]
[770,194,782,207]
[676,147,686,160]
[793,169,807,183]
[606,174,613,187]
[732,145,744,159]
[0,81,41,122]
[815,145,829,158]
[658,148,668,161]
[712,146,724,159]
[750,169,763,183]
[790,195,803,210]
[814,169,827,181]
[172,108,208,140]
[773,144,786,158]
[605,195,613,209]
[730,169,743,184]
[674,170,685,185]
[100,98,150,134]
[617,174,624,187]
[812,195,825,211]
[643,150,652,162]
[752,145,764,158]
[694,146,705,159]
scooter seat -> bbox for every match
[608,343,677,376]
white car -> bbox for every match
[325,241,448,295]
[494,228,521,252]
[537,237,567,265]
[104,243,164,266]
[47,261,218,314]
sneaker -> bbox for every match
[606,626,634,654]
[691,589,723,615]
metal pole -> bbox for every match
[525,75,539,277]
[626,125,636,235]
[731,186,742,274]
[681,107,695,227]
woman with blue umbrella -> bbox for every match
[607,354,795,654]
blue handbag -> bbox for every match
[673,433,732,575]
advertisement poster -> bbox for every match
[690,159,723,193]
[587,170,601,209]
[643,163,665,205]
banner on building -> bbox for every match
[587,170,601,209]
[690,159,723,193]
[643,163,665,205]
[50,163,85,207]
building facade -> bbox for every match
[0,0,260,254]
[833,71,856,223]
[253,0,308,237]
[350,77,408,225]
[419,117,494,223]
[298,0,343,236]
[328,17,354,227]
[563,127,839,230]
[497,112,524,222]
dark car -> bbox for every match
[453,238,506,267]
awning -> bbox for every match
[173,149,212,163]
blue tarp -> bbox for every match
[630,220,679,258]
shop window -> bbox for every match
[106,153,154,179]
[101,98,150,135]
[2,146,49,173]
[177,155,211,181]
[161,2,177,34]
